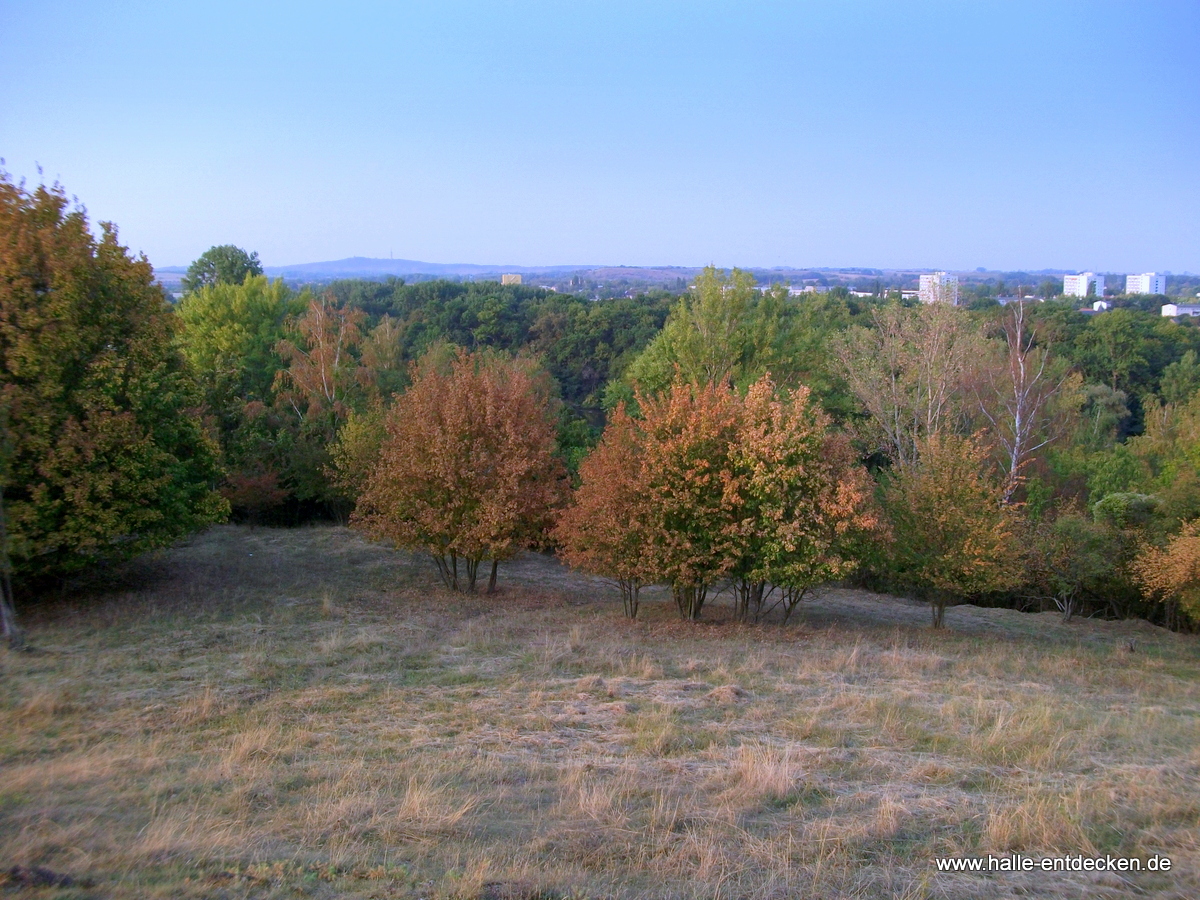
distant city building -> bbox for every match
[918,272,959,305]
[501,273,522,285]
[1063,272,1104,298]
[1126,273,1167,295]
[1093,300,1110,311]
[1162,304,1200,318]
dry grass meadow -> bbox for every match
[1,524,1198,899]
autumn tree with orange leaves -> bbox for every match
[636,380,745,619]
[554,402,656,618]
[353,349,564,593]
[557,376,877,621]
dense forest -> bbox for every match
[5,177,1200,643]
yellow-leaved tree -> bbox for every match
[881,433,1022,627]
[729,379,878,623]
[1133,521,1200,629]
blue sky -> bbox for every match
[2,1,1197,272]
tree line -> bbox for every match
[4,174,1200,644]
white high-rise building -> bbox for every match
[1064,273,1105,298]
[1126,273,1167,295]
[918,272,959,305]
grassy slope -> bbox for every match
[1,525,1198,899]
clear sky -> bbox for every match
[2,1,1197,272]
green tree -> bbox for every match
[182,244,263,293]
[1038,278,1062,299]
[618,267,791,397]
[0,175,227,583]
[1029,512,1116,621]
[327,404,388,505]
[1072,308,1150,393]
[1160,349,1200,406]
[175,275,301,429]
[175,275,304,519]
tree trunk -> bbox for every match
[733,579,750,622]
[781,586,807,625]
[431,553,461,591]
[618,579,640,619]
[674,583,707,621]
[0,489,22,649]
[734,579,767,622]
[486,558,499,595]
[930,592,947,629]
[749,581,765,622]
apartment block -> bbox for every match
[918,272,959,305]
[1063,273,1105,298]
[1126,273,1167,295]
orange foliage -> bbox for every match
[553,403,654,617]
[1134,521,1200,623]
[352,349,565,593]
[637,380,747,619]
[556,375,878,620]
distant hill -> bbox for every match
[263,257,597,279]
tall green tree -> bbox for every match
[0,174,227,582]
[618,267,793,398]
[175,275,301,430]
[182,244,263,293]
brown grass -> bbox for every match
[0,523,1197,898]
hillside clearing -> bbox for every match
[1,524,1197,899]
